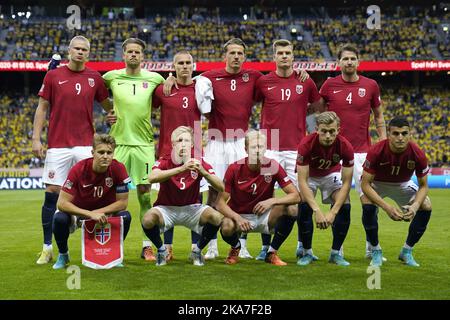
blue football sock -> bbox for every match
[298,202,314,250]
[362,204,379,247]
[42,192,58,245]
[406,210,431,247]
[332,204,351,251]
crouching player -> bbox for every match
[361,116,431,267]
[53,134,132,269]
[217,131,300,266]
[141,126,224,266]
[296,112,354,266]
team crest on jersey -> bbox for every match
[358,88,366,97]
[296,85,303,94]
[105,177,113,188]
[48,170,56,179]
[95,223,111,245]
[190,170,198,180]
[333,154,340,163]
[242,73,249,82]
[143,82,148,89]
[407,160,415,170]
[264,174,272,183]
[64,180,73,190]
[88,78,95,87]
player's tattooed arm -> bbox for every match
[216,191,252,232]
[361,171,403,221]
[373,105,387,140]
[57,190,107,224]
[32,97,50,158]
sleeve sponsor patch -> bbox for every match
[63,180,73,190]
[422,166,430,174]
[283,176,290,183]
[349,159,354,165]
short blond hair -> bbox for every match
[173,50,193,63]
[316,111,340,127]
[69,35,90,50]
[273,39,293,53]
[171,126,194,143]
[93,133,116,149]
[245,130,267,149]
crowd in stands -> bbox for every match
[0,86,448,169]
[1,5,448,61]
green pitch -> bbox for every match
[0,189,449,300]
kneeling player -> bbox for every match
[296,112,354,266]
[361,116,431,267]
[53,134,132,269]
[141,126,224,266]
[217,131,300,266]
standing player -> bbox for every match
[33,35,111,264]
[103,38,165,261]
[52,134,132,269]
[217,131,300,266]
[318,44,387,259]
[296,112,354,266]
[152,50,205,260]
[361,117,431,267]
[164,38,309,259]
[254,39,321,260]
[141,126,224,266]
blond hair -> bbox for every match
[245,130,267,149]
[273,39,293,53]
[173,50,193,63]
[171,126,194,143]
[93,133,116,149]
[69,35,90,50]
[316,111,340,127]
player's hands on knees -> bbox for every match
[32,139,45,158]
[90,211,107,225]
[105,110,117,125]
[401,204,418,221]
[236,216,252,233]
[296,69,310,82]
[252,199,275,216]
[385,205,404,221]
[314,210,328,229]
[163,74,178,96]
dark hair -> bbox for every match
[388,116,410,129]
[222,38,247,53]
[122,38,146,52]
[337,44,359,60]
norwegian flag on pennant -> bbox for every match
[82,216,123,269]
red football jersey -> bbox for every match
[297,133,354,177]
[61,158,131,211]
[38,66,109,148]
[153,157,214,206]
[153,82,202,159]
[255,72,321,151]
[202,69,262,140]
[224,157,292,214]
[363,140,429,183]
[319,75,381,153]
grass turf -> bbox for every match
[0,189,449,299]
